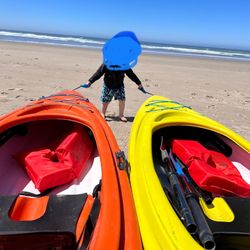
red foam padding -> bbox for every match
[18,127,94,192]
[172,139,250,197]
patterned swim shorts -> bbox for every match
[101,84,126,103]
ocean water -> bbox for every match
[1,30,250,61]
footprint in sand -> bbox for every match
[0,91,10,101]
[241,99,250,105]
[207,104,215,109]
[244,97,250,103]
[223,90,230,97]
[8,88,24,91]
[25,98,36,101]
[206,95,214,99]
[191,92,197,99]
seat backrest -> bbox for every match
[0,194,87,249]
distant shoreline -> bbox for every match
[1,30,250,62]
[1,39,250,64]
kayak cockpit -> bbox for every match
[152,125,250,250]
[0,119,102,249]
[0,119,102,196]
[153,125,250,197]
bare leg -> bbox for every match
[119,100,127,122]
[102,102,110,117]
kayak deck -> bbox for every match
[0,90,142,250]
[129,95,250,250]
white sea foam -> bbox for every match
[142,44,250,59]
[1,30,250,60]
[0,31,104,45]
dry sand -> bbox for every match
[0,41,250,154]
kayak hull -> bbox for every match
[129,95,250,249]
[0,90,142,250]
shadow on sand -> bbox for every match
[105,116,134,123]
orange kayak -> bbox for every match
[0,90,142,250]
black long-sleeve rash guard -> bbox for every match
[88,64,141,89]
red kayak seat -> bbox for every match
[16,127,94,192]
[172,139,250,197]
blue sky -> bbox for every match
[0,0,250,49]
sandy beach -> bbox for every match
[0,41,250,153]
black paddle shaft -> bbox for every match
[162,156,197,234]
[170,154,216,250]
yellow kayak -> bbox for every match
[129,95,250,250]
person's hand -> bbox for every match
[81,82,91,88]
[138,84,146,93]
